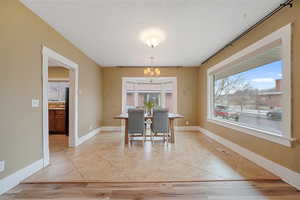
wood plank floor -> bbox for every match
[2,180,300,199]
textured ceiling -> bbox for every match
[21,0,285,67]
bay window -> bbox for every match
[122,77,177,113]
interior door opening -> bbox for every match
[42,47,79,167]
[48,64,70,154]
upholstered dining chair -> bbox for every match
[151,108,169,143]
[128,108,146,141]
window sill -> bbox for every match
[207,118,295,147]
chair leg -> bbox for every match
[151,131,154,143]
[129,136,132,145]
[166,132,168,144]
[166,132,169,144]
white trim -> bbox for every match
[133,92,138,107]
[122,78,127,113]
[0,159,43,195]
[206,24,293,147]
[127,90,173,93]
[42,47,78,67]
[198,127,300,190]
[48,78,70,82]
[175,126,200,131]
[100,126,123,132]
[42,46,79,167]
[207,119,295,147]
[76,127,101,146]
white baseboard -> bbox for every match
[76,127,101,146]
[175,126,200,131]
[100,126,122,132]
[0,159,43,195]
[100,126,200,132]
[198,127,300,190]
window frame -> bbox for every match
[206,24,294,147]
[122,77,177,113]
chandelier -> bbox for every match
[144,56,160,76]
[143,35,161,76]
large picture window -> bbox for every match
[207,24,292,146]
[214,60,283,134]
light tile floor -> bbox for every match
[24,131,278,182]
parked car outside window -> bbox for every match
[266,110,282,120]
[214,105,240,122]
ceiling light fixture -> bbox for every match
[145,37,161,48]
[140,28,165,77]
[144,56,160,76]
[140,28,166,48]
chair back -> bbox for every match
[152,108,169,133]
[128,109,145,134]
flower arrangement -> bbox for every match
[144,101,155,115]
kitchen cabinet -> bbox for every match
[49,109,66,134]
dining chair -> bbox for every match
[151,108,169,143]
[128,108,146,141]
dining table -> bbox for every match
[114,113,184,145]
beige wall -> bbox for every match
[198,2,300,173]
[0,0,103,179]
[102,67,199,126]
[2,0,299,184]
[48,67,69,80]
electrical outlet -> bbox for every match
[32,99,39,107]
[0,160,5,172]
[89,125,93,130]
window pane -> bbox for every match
[143,93,160,107]
[48,82,69,101]
[124,79,176,112]
[126,93,134,106]
[214,59,283,135]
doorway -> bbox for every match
[48,66,70,155]
[42,47,79,167]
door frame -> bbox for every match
[42,46,79,167]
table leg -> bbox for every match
[125,119,129,145]
[170,119,175,143]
